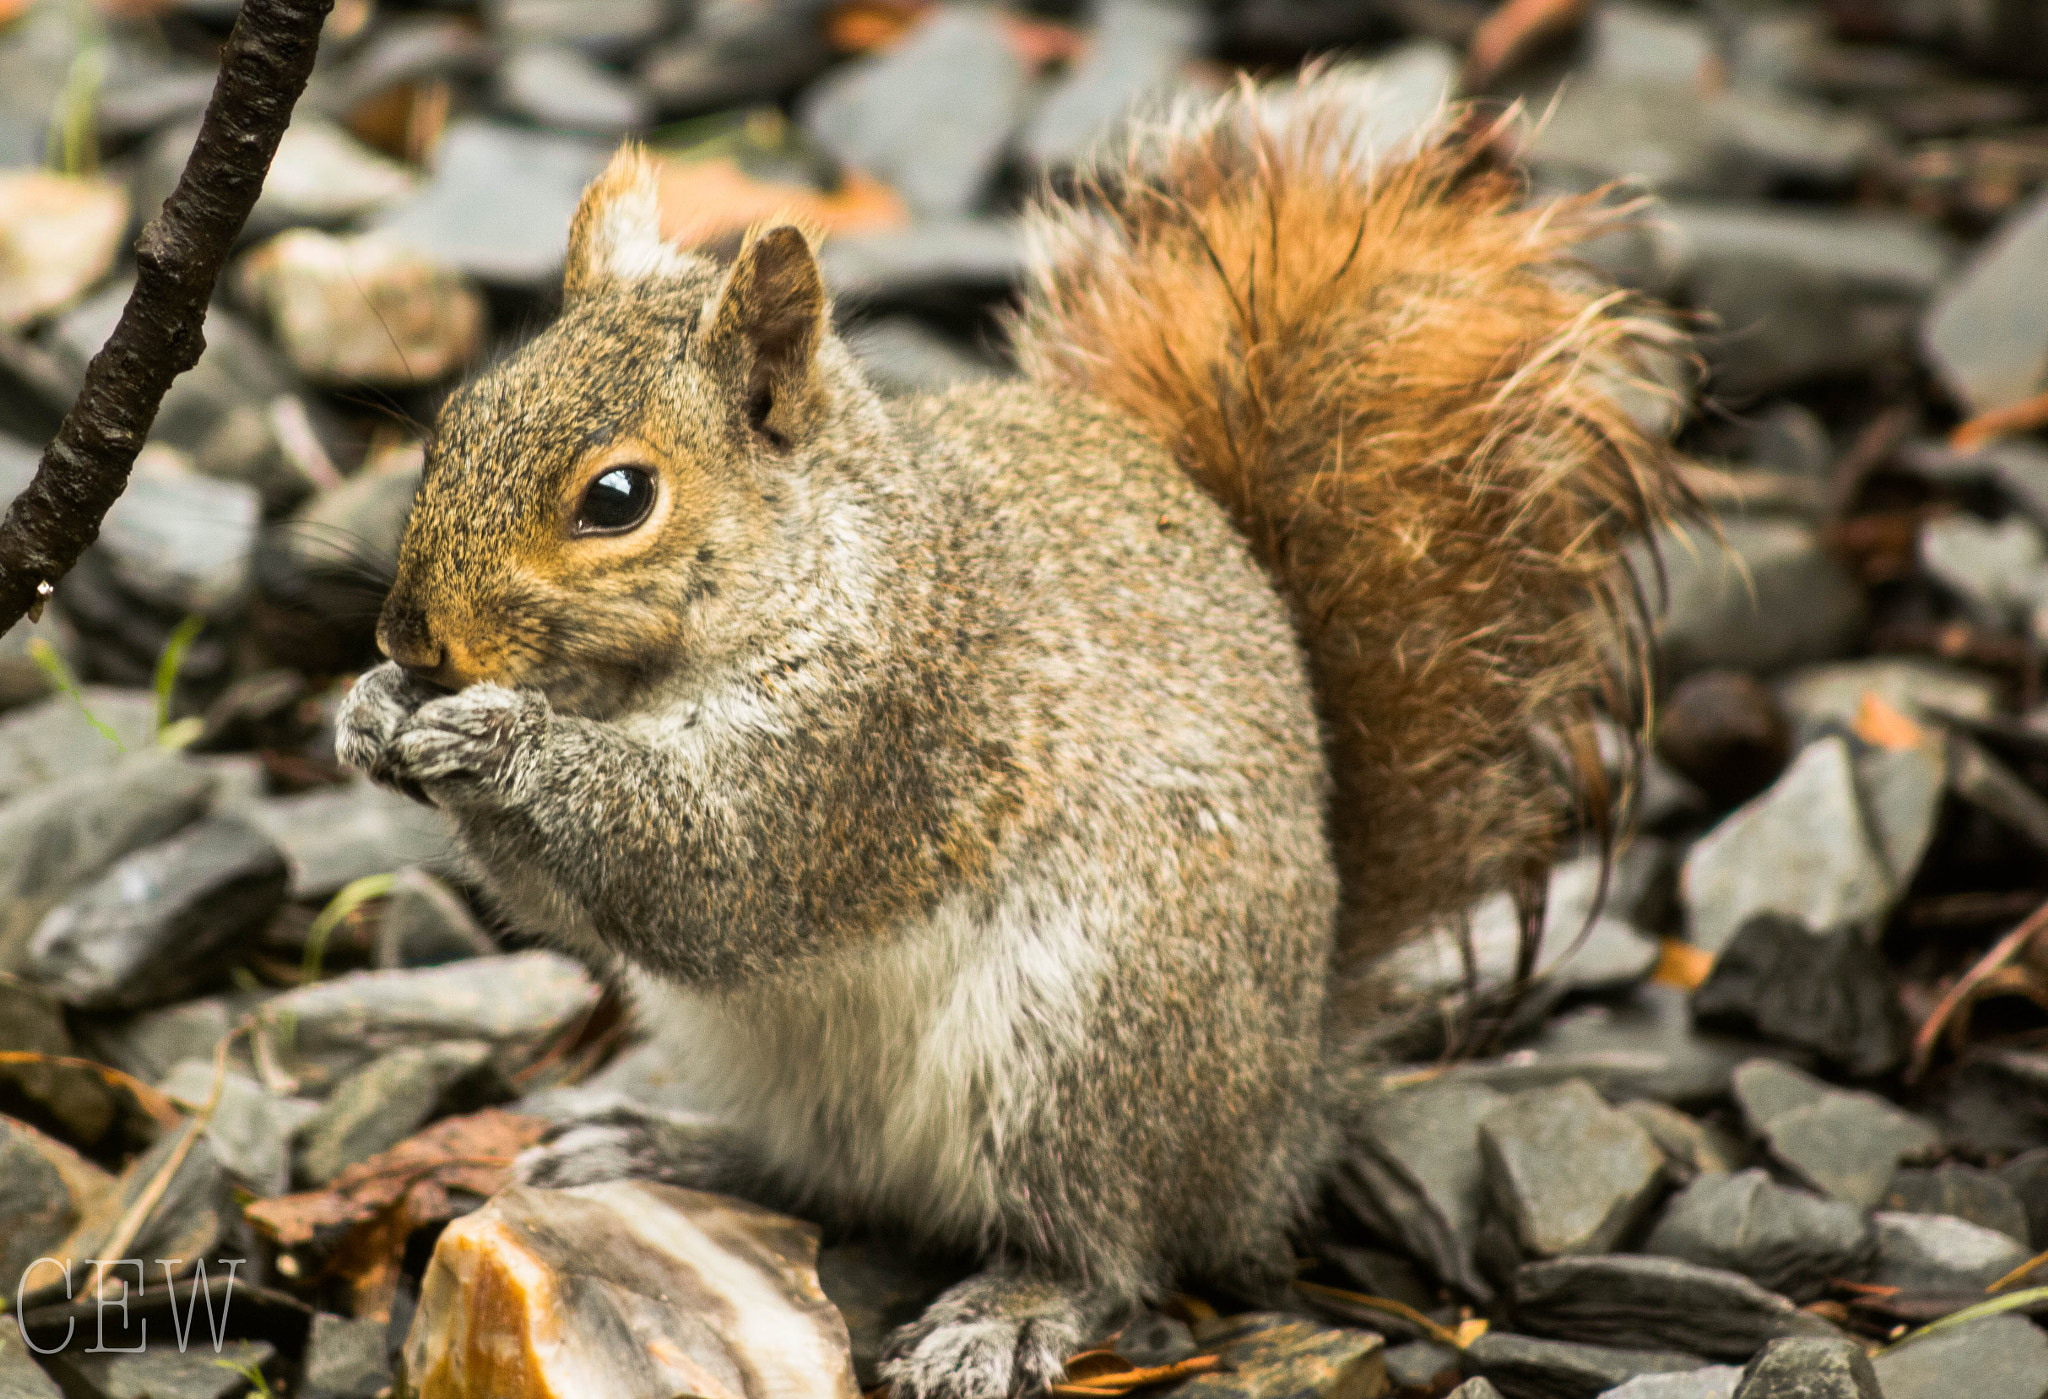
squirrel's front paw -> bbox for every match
[335,662,435,798]
[384,683,548,802]
[882,1273,1104,1399]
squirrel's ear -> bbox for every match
[563,145,700,298]
[704,224,828,449]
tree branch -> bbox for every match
[0,0,334,632]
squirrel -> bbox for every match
[337,74,1687,1399]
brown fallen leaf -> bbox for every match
[1907,899,2048,1082]
[1652,938,1714,992]
[826,0,932,53]
[1853,692,1929,753]
[654,156,909,250]
[1052,1351,1224,1397]
[1460,0,1590,92]
[246,1108,548,1320]
[0,1049,185,1130]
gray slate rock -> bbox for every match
[1731,1337,1880,1399]
[238,778,454,899]
[374,120,610,285]
[820,220,1028,306]
[0,975,117,1146]
[486,0,667,51]
[1019,0,1205,170]
[1335,1079,1505,1299]
[0,1334,62,1397]
[1515,984,1770,1107]
[375,866,495,969]
[1775,657,1997,747]
[1734,1060,1939,1206]
[1480,1080,1667,1259]
[0,750,213,972]
[1653,202,1952,397]
[160,1058,315,1199]
[0,689,157,803]
[1384,1339,1461,1392]
[301,1312,393,1399]
[1691,916,1907,1078]
[845,319,1000,396]
[54,1339,275,1399]
[1174,1315,1386,1399]
[62,1127,227,1272]
[1920,513,2048,632]
[1634,518,1865,686]
[1870,1211,2033,1292]
[1682,738,1893,957]
[1622,1100,1738,1183]
[1602,1370,1742,1399]
[1871,1313,2048,1399]
[26,817,289,1010]
[1883,1164,2031,1243]
[1465,1333,1705,1399]
[800,7,1028,221]
[76,994,235,1087]
[1644,1169,1876,1302]
[92,470,262,620]
[634,0,831,112]
[1854,740,1946,891]
[1510,1255,1837,1360]
[296,1039,501,1185]
[2000,1147,2048,1247]
[498,43,650,135]
[1923,186,2048,416]
[256,951,601,1093]
[0,1116,112,1290]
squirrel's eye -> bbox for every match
[575,466,656,535]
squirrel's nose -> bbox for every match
[379,612,448,681]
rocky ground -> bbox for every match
[2,0,2048,1396]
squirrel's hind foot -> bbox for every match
[881,1271,1122,1399]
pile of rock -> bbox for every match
[0,0,2047,1396]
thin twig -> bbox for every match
[0,0,333,632]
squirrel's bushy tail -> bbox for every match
[1012,76,1690,1005]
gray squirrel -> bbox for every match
[336,75,1683,1399]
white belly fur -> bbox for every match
[626,874,1110,1247]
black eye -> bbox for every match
[575,466,656,534]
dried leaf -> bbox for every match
[826,0,931,53]
[1652,938,1714,991]
[1854,692,1929,752]
[0,1049,185,1130]
[1051,1353,1223,1397]
[1991,1249,2048,1294]
[1907,900,2048,1081]
[653,157,909,250]
[1950,389,2048,451]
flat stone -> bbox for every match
[1923,186,2048,416]
[634,2,830,113]
[1735,1061,1939,1207]
[62,1126,227,1270]
[256,951,601,1094]
[1383,1339,1460,1392]
[1621,1101,1737,1182]
[0,690,157,802]
[1019,0,1206,170]
[1870,1211,2033,1292]
[251,117,417,231]
[1479,1080,1666,1259]
[0,1332,63,1396]
[73,995,235,1087]
[1644,1169,1876,1302]
[1175,1314,1386,1399]
[1681,738,1894,956]
[402,1182,860,1399]
[239,778,454,899]
[2000,1147,2048,1247]
[1871,1313,2048,1399]
[1334,1079,1506,1298]
[1633,518,1865,683]
[301,1311,393,1399]
[94,469,262,620]
[1464,1333,1705,1399]
[819,220,1028,306]
[375,866,496,969]
[1882,1164,2030,1242]
[0,751,214,972]
[1502,983,1770,1106]
[0,171,129,331]
[53,1340,275,1399]
[1652,202,1952,397]
[498,43,650,135]
[26,817,288,1011]
[845,319,1000,396]
[1603,1370,1742,1399]
[1776,657,1997,746]
[1732,1337,1880,1399]
[485,0,667,52]
[0,1115,115,1288]
[374,120,611,285]
[1920,513,2048,631]
[238,230,486,387]
[1509,1255,1838,1360]
[1854,739,1946,889]
[161,1058,313,1200]
[1384,886,1659,1008]
[800,7,1029,221]
[296,1040,501,1186]
[1692,916,1908,1077]
[0,973,119,1145]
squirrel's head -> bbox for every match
[377,146,873,715]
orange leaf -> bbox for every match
[1652,938,1714,991]
[1461,0,1591,91]
[1051,1354,1222,1396]
[653,157,909,250]
[1854,692,1927,752]
[0,1050,184,1130]
[826,0,931,53]
[1950,389,2048,452]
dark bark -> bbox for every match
[0,0,335,633]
